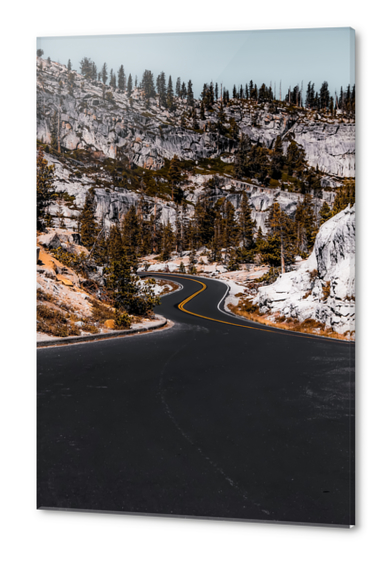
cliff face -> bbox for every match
[293,123,355,177]
[37,58,355,177]
[252,205,355,335]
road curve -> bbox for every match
[37,274,355,526]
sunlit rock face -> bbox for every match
[253,205,355,335]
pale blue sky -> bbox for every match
[37,28,355,100]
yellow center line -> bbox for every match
[151,273,350,343]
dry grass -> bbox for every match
[229,303,354,341]
[37,304,81,338]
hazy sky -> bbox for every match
[37,28,355,100]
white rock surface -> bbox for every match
[252,205,355,335]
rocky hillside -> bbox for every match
[251,204,355,336]
[37,58,354,176]
[37,57,354,235]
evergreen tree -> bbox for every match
[142,69,156,99]
[332,179,355,215]
[187,80,194,106]
[37,49,44,58]
[166,75,174,110]
[101,63,108,85]
[180,81,187,99]
[79,187,98,250]
[50,110,59,150]
[122,206,141,267]
[91,62,97,81]
[238,191,255,252]
[67,59,72,71]
[156,71,167,106]
[270,135,284,179]
[168,155,183,202]
[118,65,126,91]
[160,221,175,261]
[319,201,332,225]
[80,57,94,80]
[175,77,181,97]
[110,69,117,89]
[319,81,330,110]
[127,74,133,97]
[37,146,56,231]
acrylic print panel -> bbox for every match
[36,28,355,527]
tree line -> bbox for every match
[39,52,355,116]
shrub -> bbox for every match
[114,310,132,329]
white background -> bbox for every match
[1,2,386,560]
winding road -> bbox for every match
[37,274,355,526]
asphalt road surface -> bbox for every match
[37,274,355,526]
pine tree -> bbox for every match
[175,77,181,97]
[79,57,94,80]
[50,110,59,150]
[67,59,72,71]
[37,146,56,231]
[142,69,156,99]
[126,74,133,98]
[118,65,126,91]
[166,75,174,110]
[238,191,255,252]
[79,187,98,250]
[180,81,187,99]
[187,80,194,106]
[122,206,141,268]
[156,71,167,106]
[160,221,174,261]
[101,63,108,85]
[168,155,183,202]
[319,81,330,110]
[319,201,332,225]
[91,62,97,81]
[332,179,355,215]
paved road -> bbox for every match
[37,274,355,526]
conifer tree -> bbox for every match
[187,80,194,106]
[80,57,94,80]
[319,201,332,225]
[168,155,183,202]
[37,146,56,231]
[122,206,141,268]
[127,74,133,97]
[160,221,174,261]
[50,111,59,150]
[332,179,355,215]
[101,63,108,85]
[156,71,167,106]
[67,59,72,71]
[175,77,181,97]
[180,81,187,99]
[91,62,97,81]
[79,187,98,250]
[166,75,174,110]
[142,69,156,99]
[118,65,126,91]
[238,191,255,251]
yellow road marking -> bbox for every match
[151,273,351,343]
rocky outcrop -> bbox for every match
[37,58,355,177]
[292,123,355,177]
[252,205,355,335]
